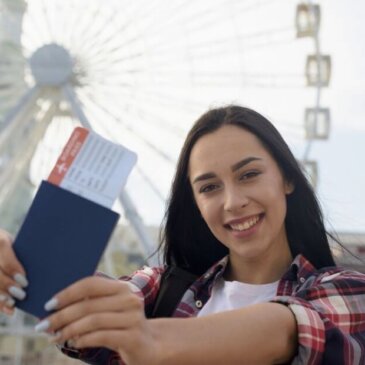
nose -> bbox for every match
[223,185,249,212]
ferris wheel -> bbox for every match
[0,0,331,263]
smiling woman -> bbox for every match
[188,124,294,284]
[1,105,365,365]
[162,105,335,276]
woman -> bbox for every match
[0,105,364,364]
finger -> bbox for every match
[0,269,17,292]
[0,270,28,294]
[51,310,143,345]
[0,291,15,305]
[67,329,132,352]
[2,305,15,316]
[0,270,27,299]
[0,289,16,316]
[45,277,131,312]
[68,329,140,352]
[0,230,27,286]
[38,289,142,334]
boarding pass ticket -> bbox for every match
[48,127,137,208]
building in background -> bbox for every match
[0,0,27,118]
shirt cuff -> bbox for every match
[271,296,325,365]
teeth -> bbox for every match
[230,216,260,231]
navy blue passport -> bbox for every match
[13,180,119,318]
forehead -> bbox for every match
[189,125,271,170]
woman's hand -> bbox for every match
[35,275,297,365]
[36,276,161,365]
[0,229,28,315]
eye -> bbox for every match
[239,170,260,181]
[199,183,220,193]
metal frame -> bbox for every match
[296,1,332,189]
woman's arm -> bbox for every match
[39,277,297,365]
[148,302,297,365]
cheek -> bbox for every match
[265,187,288,220]
[195,199,219,226]
[196,201,211,222]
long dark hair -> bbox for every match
[159,105,335,275]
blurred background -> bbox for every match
[0,0,364,363]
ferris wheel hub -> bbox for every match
[29,43,74,86]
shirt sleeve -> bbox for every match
[122,265,165,316]
[271,270,365,365]
[60,266,165,364]
[60,345,124,365]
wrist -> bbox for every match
[148,318,189,365]
[148,318,175,365]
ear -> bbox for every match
[284,180,295,195]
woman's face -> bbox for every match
[188,125,293,271]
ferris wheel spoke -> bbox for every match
[78,88,178,165]
[121,0,191,40]
[78,1,147,54]
[24,5,53,46]
[81,77,137,92]
[85,47,144,73]
[231,0,292,13]
[73,15,119,57]
[170,26,294,58]
[39,0,57,43]
[21,31,42,58]
[134,165,167,202]
[100,93,187,138]
[59,2,84,50]
[45,1,65,46]
[83,85,189,137]
[138,0,225,40]
[81,80,205,123]
[71,6,107,52]
[76,2,157,59]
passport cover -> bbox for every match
[13,180,120,318]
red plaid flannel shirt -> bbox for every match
[62,255,365,364]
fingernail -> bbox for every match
[45,297,58,311]
[8,286,26,301]
[35,319,50,333]
[13,273,28,288]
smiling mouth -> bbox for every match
[225,214,263,232]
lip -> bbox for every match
[224,213,263,227]
[224,213,264,238]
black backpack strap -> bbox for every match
[150,266,198,318]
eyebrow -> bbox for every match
[192,156,262,184]
[231,156,262,172]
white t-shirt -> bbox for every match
[197,277,279,317]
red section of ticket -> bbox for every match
[48,127,89,186]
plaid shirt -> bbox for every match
[62,255,365,365]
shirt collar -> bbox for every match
[201,254,316,284]
[286,254,317,281]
